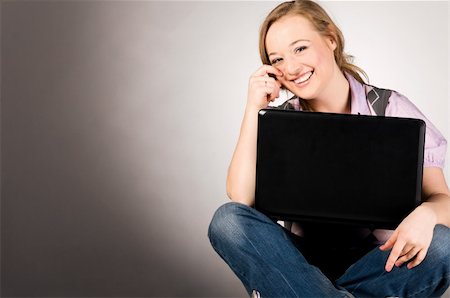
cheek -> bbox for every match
[308,51,322,68]
[317,48,335,69]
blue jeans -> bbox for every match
[208,202,450,297]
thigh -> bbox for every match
[336,225,450,297]
[209,204,353,297]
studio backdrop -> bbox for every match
[1,1,448,297]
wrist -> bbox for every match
[417,203,438,225]
[245,105,263,116]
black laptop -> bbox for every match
[255,109,425,229]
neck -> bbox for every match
[309,70,351,114]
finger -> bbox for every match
[407,249,427,269]
[254,78,278,92]
[267,87,280,102]
[380,230,398,251]
[249,76,280,103]
[252,80,276,94]
[275,80,282,88]
[252,65,283,78]
[250,76,277,87]
[399,243,415,257]
[265,84,280,101]
[264,79,278,89]
[395,246,420,267]
[385,239,406,272]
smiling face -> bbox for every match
[265,14,339,101]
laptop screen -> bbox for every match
[255,109,425,229]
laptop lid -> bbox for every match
[255,109,425,229]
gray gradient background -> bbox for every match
[0,1,448,297]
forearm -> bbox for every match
[226,106,260,206]
[421,193,450,227]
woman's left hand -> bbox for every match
[379,204,437,272]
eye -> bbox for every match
[270,57,283,65]
[295,46,307,53]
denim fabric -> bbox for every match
[208,202,450,297]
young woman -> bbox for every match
[208,0,450,297]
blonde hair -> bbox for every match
[259,0,368,110]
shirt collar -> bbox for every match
[345,72,372,115]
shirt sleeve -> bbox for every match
[385,91,447,168]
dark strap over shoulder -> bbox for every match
[367,87,392,116]
[276,100,295,110]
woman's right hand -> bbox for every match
[247,65,283,111]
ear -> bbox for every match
[327,36,337,51]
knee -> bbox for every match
[207,202,254,248]
[426,224,450,271]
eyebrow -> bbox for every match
[268,39,310,57]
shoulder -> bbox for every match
[383,89,430,120]
[382,88,447,168]
[360,82,423,119]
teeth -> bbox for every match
[294,71,313,84]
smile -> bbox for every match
[293,71,314,84]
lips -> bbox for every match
[293,71,314,84]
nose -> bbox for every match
[285,56,302,77]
